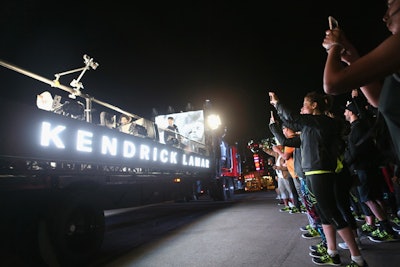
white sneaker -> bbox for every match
[338,242,349,249]
[338,241,362,250]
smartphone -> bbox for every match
[328,16,339,30]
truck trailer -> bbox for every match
[0,56,241,266]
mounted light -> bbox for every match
[207,114,221,130]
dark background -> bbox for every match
[1,0,389,145]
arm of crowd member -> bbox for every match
[268,91,302,131]
[263,146,278,158]
[272,144,284,157]
[272,145,293,163]
[282,147,294,161]
[321,27,400,107]
[269,122,300,148]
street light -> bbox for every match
[207,114,221,131]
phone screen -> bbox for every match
[328,16,339,30]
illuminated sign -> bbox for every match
[253,154,260,171]
[39,121,210,169]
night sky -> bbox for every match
[1,0,389,145]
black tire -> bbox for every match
[46,192,105,266]
[226,177,235,200]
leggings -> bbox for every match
[307,172,349,230]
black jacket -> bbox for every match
[344,118,380,170]
[275,102,340,173]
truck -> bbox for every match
[0,56,241,266]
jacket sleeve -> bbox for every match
[269,122,301,148]
[275,102,304,132]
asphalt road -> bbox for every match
[91,190,400,267]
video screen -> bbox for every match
[155,110,205,145]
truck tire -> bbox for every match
[46,192,105,266]
[226,177,235,200]
[220,177,235,201]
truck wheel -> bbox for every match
[46,193,105,266]
[226,177,235,200]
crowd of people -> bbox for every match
[260,2,400,266]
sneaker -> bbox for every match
[338,242,349,250]
[355,214,365,222]
[338,241,362,250]
[360,223,375,235]
[391,216,400,226]
[368,229,398,243]
[289,207,301,214]
[392,224,400,232]
[302,228,320,239]
[279,206,291,212]
[300,205,307,213]
[346,260,368,267]
[312,254,341,266]
[309,241,327,253]
[300,224,313,232]
[309,250,327,258]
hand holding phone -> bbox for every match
[270,111,275,124]
[328,16,339,30]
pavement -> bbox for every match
[103,190,400,267]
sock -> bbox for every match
[327,249,338,257]
[351,255,364,266]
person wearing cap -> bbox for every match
[343,101,398,243]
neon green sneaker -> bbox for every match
[346,260,368,267]
[312,253,341,266]
[309,240,327,252]
[302,227,320,239]
[368,228,398,243]
[279,206,291,212]
[360,223,375,235]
